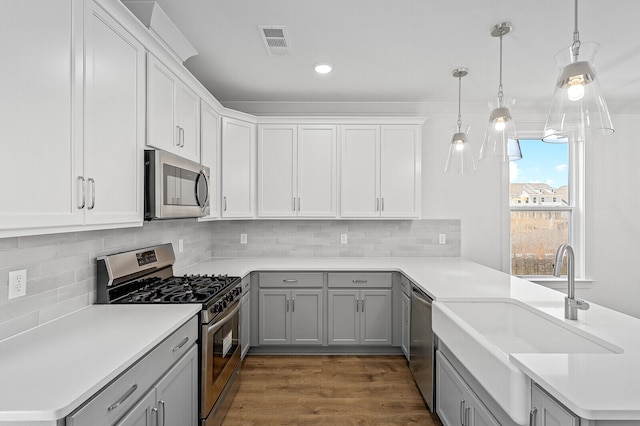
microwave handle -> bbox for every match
[197,169,210,211]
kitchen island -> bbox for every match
[0,304,200,425]
[185,257,640,423]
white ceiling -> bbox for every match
[153,0,640,114]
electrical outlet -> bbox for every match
[240,234,247,244]
[178,239,184,252]
[340,234,348,244]
[8,269,27,299]
[438,234,446,245]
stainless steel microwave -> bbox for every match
[144,149,210,220]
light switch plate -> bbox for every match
[8,269,27,299]
[439,234,446,245]
[340,234,348,244]
[240,234,247,244]
[178,239,184,252]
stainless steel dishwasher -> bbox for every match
[410,285,434,410]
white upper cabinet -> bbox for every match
[340,124,421,218]
[257,124,336,218]
[200,101,220,219]
[221,117,256,218]
[0,0,84,231]
[147,54,200,163]
[0,0,145,235]
[84,0,145,225]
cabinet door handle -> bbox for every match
[107,383,138,411]
[362,297,365,312]
[180,127,185,147]
[158,400,166,426]
[172,336,189,352]
[175,125,181,146]
[292,197,296,211]
[381,197,385,212]
[465,406,470,426]
[292,298,295,312]
[223,196,227,211]
[152,407,159,426]
[77,176,86,209]
[529,407,537,426]
[376,197,380,211]
[87,178,96,210]
[286,298,289,312]
[459,400,465,426]
[356,298,359,312]
[283,279,298,283]
[297,197,300,211]
[352,279,368,283]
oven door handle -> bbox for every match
[206,300,240,335]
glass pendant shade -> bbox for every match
[543,43,614,143]
[508,138,523,161]
[479,98,519,162]
[444,124,476,174]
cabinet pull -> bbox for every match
[352,279,368,283]
[175,126,181,146]
[180,127,185,147]
[87,178,96,210]
[286,298,289,312]
[376,197,380,211]
[223,196,227,211]
[459,400,465,426]
[292,197,295,211]
[465,406,470,426]
[297,197,300,211]
[77,176,86,209]
[107,383,138,411]
[159,400,166,426]
[356,298,359,312]
[529,407,537,426]
[172,336,189,352]
[152,407,159,426]
[381,197,385,212]
[283,279,298,283]
[362,297,365,312]
[292,298,295,312]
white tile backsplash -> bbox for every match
[0,218,459,340]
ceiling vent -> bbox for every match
[258,26,290,56]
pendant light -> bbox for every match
[479,22,521,162]
[542,0,613,143]
[444,68,476,174]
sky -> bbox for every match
[509,139,568,188]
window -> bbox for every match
[509,139,582,276]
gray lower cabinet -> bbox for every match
[327,289,392,345]
[531,383,579,426]
[258,289,323,345]
[67,316,198,426]
[401,291,410,359]
[240,276,251,359]
[116,345,198,426]
[436,351,499,426]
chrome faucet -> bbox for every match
[553,243,589,320]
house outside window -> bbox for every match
[509,139,583,276]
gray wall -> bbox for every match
[0,218,459,340]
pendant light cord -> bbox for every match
[457,75,462,132]
[497,33,504,107]
[572,0,581,60]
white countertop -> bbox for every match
[184,257,640,421]
[0,304,200,422]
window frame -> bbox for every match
[507,138,585,279]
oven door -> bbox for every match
[201,300,240,421]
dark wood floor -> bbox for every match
[222,355,441,425]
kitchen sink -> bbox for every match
[432,298,622,425]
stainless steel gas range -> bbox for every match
[97,243,241,426]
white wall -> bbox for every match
[584,113,640,317]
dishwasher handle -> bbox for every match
[412,287,432,306]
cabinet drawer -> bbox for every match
[328,272,392,288]
[67,315,198,426]
[259,272,323,288]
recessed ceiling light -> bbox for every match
[314,63,332,74]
